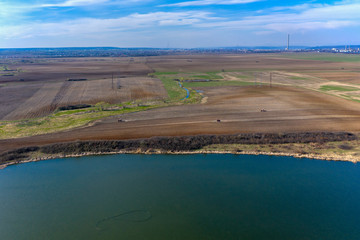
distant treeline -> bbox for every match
[1,47,359,59]
[68,78,87,81]
[0,47,292,58]
[0,132,357,164]
[58,104,92,111]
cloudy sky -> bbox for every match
[0,0,359,48]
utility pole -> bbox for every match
[111,73,114,90]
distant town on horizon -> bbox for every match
[0,45,359,58]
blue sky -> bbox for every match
[0,0,359,48]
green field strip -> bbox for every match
[319,85,360,92]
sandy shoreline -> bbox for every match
[1,149,358,170]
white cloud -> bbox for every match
[1,0,360,47]
[0,3,32,25]
[2,2,360,40]
[271,3,325,12]
[41,0,110,7]
[40,0,153,8]
[0,11,215,39]
[194,2,360,32]
[266,21,354,32]
[160,0,261,7]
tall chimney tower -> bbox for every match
[287,34,290,51]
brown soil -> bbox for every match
[1,85,360,154]
[1,54,360,155]
[2,54,360,120]
[303,71,360,85]
[146,54,360,73]
[0,57,165,120]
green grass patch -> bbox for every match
[153,72,201,103]
[53,108,94,116]
[183,80,253,88]
[205,72,224,79]
[1,69,209,139]
[187,72,223,80]
[0,104,160,140]
[340,94,360,103]
[192,75,212,79]
[16,120,46,127]
[157,75,188,102]
[183,89,202,104]
[319,85,360,92]
[152,71,179,76]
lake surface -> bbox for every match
[1,154,360,240]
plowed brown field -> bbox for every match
[1,54,360,154]
[1,85,360,154]
[0,58,165,120]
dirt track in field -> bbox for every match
[1,85,360,154]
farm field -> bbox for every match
[0,58,166,120]
[276,52,360,62]
[1,53,360,155]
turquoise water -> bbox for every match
[0,154,360,239]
